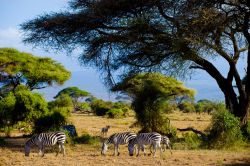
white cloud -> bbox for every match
[0,27,24,49]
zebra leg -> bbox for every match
[152,144,157,157]
[38,143,43,157]
[136,145,140,157]
[167,143,173,155]
[41,145,45,157]
[113,144,118,156]
[117,145,120,156]
[56,143,62,156]
[62,144,66,156]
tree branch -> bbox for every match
[177,127,207,140]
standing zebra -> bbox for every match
[161,136,172,154]
[101,125,110,137]
[128,132,162,157]
[24,131,66,157]
[101,132,137,156]
[150,135,172,154]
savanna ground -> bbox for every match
[0,112,250,166]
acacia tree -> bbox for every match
[21,0,250,125]
[54,87,90,111]
[112,73,195,132]
[0,48,71,95]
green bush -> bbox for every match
[178,102,195,113]
[0,89,48,129]
[173,132,202,150]
[242,121,250,141]
[208,105,244,149]
[79,102,92,112]
[73,134,99,145]
[91,99,113,116]
[48,94,73,113]
[33,111,67,133]
[106,108,124,118]
[195,100,218,114]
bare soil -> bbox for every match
[0,112,250,166]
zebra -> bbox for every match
[128,132,162,157]
[101,132,137,156]
[150,135,172,154]
[101,125,110,137]
[24,131,66,157]
[62,125,77,137]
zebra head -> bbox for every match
[101,141,108,155]
[128,141,135,156]
[24,143,31,156]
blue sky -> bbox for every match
[0,0,247,101]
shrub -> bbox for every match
[106,108,124,118]
[195,100,218,114]
[208,105,244,149]
[242,121,250,141]
[178,102,195,113]
[0,89,48,129]
[90,99,113,116]
[173,132,202,150]
[48,94,73,113]
[73,134,99,145]
[79,102,92,112]
[33,111,67,133]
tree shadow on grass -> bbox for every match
[223,158,250,166]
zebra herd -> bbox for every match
[24,128,172,157]
[101,132,172,157]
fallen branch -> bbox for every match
[177,127,207,140]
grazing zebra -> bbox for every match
[150,135,172,154]
[128,132,162,157]
[101,125,110,136]
[101,132,137,156]
[62,125,77,137]
[24,131,66,157]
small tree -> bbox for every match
[54,87,90,112]
[112,73,195,133]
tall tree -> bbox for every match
[21,0,250,125]
[54,87,90,111]
[0,48,71,95]
[112,72,195,132]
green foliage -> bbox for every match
[48,94,73,116]
[242,121,250,141]
[0,88,48,129]
[113,73,195,132]
[178,102,196,113]
[195,100,218,114]
[73,134,99,145]
[173,132,202,150]
[33,111,67,133]
[55,87,90,111]
[79,102,92,112]
[106,108,124,118]
[90,99,113,116]
[0,93,16,128]
[0,48,71,93]
[208,105,244,149]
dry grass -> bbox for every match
[1,112,250,166]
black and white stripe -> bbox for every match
[128,132,162,157]
[101,132,137,156]
[62,125,77,137]
[24,131,66,157]
[161,136,172,154]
